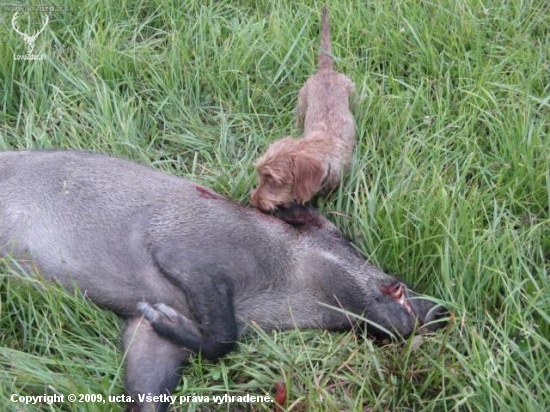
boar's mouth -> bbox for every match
[380,282,415,315]
[364,282,448,340]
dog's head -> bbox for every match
[251,137,326,212]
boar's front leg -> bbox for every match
[139,274,238,360]
[123,317,189,412]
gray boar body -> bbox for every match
[0,151,445,411]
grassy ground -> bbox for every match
[0,0,549,411]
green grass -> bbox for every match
[0,0,549,411]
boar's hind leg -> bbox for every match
[123,317,188,412]
[138,302,205,351]
[140,274,237,360]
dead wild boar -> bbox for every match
[0,150,446,411]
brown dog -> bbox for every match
[251,6,356,212]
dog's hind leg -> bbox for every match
[123,317,189,412]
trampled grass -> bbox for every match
[0,0,549,411]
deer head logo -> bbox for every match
[12,12,49,55]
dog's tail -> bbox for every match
[318,5,333,72]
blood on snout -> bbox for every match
[379,282,404,299]
[379,282,417,319]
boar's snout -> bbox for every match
[409,294,448,333]
[365,282,447,339]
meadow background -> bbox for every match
[0,0,549,410]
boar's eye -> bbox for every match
[332,232,355,250]
[331,231,362,256]
[342,233,353,243]
[329,228,351,243]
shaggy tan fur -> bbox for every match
[251,6,356,212]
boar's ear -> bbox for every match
[292,155,326,204]
[274,203,323,229]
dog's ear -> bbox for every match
[292,155,326,203]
